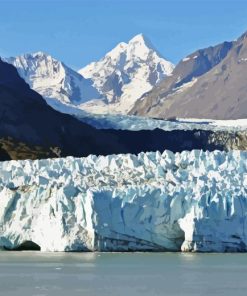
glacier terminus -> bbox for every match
[0,149,246,253]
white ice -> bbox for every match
[0,150,246,252]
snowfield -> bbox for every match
[0,149,246,252]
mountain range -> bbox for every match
[2,30,247,126]
[6,34,174,115]
[130,32,247,119]
[2,57,239,161]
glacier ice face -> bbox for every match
[0,150,246,252]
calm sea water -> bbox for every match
[0,252,247,296]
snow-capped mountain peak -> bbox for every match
[128,33,155,49]
[79,34,174,114]
[105,42,128,61]
[32,51,48,57]
[4,34,174,116]
[5,52,101,111]
[127,33,156,60]
[129,33,146,42]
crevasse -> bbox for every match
[0,150,246,252]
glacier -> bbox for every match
[0,150,246,252]
[76,112,247,132]
[32,98,247,133]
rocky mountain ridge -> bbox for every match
[130,31,247,119]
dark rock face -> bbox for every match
[170,41,233,89]
[0,58,125,157]
[130,31,247,120]
[0,146,11,161]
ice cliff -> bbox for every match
[0,150,246,252]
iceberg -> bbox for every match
[0,150,246,252]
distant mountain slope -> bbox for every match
[6,52,101,108]
[0,58,125,158]
[130,34,247,119]
[1,56,246,160]
[79,34,174,114]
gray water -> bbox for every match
[0,252,247,296]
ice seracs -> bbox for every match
[79,33,174,114]
[0,150,246,252]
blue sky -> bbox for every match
[0,0,247,69]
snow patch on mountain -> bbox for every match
[172,78,198,94]
[79,34,174,114]
[182,57,191,62]
[0,150,246,252]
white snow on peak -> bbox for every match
[127,33,156,60]
[0,150,246,252]
[5,52,101,108]
[79,34,174,114]
[32,51,48,57]
[129,33,147,43]
[105,42,128,61]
